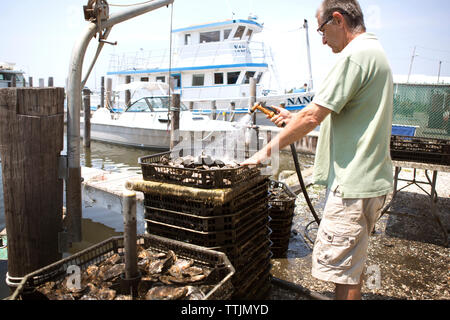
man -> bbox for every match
[242,0,394,300]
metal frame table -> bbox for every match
[381,160,450,246]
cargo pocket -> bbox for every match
[316,226,356,270]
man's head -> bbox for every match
[316,0,366,53]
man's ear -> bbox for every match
[332,11,345,27]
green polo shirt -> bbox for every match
[312,33,394,198]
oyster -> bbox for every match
[145,285,188,300]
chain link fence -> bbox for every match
[391,83,450,165]
[393,83,450,139]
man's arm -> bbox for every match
[241,103,331,165]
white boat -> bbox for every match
[82,17,317,151]
[0,62,27,88]
[105,17,315,126]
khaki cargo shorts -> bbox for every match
[311,187,386,285]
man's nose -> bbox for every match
[322,36,327,45]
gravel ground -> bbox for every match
[267,165,450,300]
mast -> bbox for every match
[303,19,313,91]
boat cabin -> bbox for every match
[107,18,270,109]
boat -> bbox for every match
[82,81,252,150]
[82,17,319,152]
[105,17,315,126]
[0,62,27,88]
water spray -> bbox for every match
[249,102,321,226]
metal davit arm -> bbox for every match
[66,0,174,243]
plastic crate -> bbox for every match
[211,226,272,267]
[139,151,263,189]
[233,257,272,300]
[390,135,450,165]
[268,180,297,212]
[8,234,235,300]
[146,205,269,247]
[145,194,268,233]
[143,178,269,218]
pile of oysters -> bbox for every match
[159,153,240,170]
[34,245,220,300]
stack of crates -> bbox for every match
[268,180,296,258]
[137,152,273,300]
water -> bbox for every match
[0,133,313,299]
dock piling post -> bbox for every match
[121,190,140,297]
[83,88,91,147]
[0,87,64,288]
[125,75,131,107]
[249,77,256,125]
[170,93,180,150]
[211,100,217,120]
[101,76,105,108]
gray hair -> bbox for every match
[317,0,366,33]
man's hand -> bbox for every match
[269,105,292,127]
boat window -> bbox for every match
[185,34,192,45]
[246,29,253,39]
[244,71,256,84]
[192,74,205,86]
[214,73,224,85]
[126,98,151,112]
[0,74,4,80]
[224,29,231,40]
[156,76,165,83]
[233,26,246,40]
[200,31,220,43]
[227,71,240,85]
[140,77,149,82]
[149,97,169,112]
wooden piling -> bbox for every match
[28,77,33,87]
[106,78,112,109]
[211,100,217,120]
[0,87,64,284]
[48,77,54,87]
[100,76,105,109]
[249,77,256,124]
[230,101,236,122]
[83,88,91,148]
[125,75,131,107]
[170,93,180,150]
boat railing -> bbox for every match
[108,40,270,72]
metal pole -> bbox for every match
[303,19,313,91]
[437,61,442,83]
[407,46,417,83]
[66,0,174,243]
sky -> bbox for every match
[1,0,450,90]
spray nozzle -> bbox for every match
[251,102,279,118]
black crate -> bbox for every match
[269,180,297,212]
[145,193,268,233]
[211,226,272,267]
[146,205,269,247]
[390,135,450,165]
[233,258,272,300]
[8,234,235,300]
[144,179,269,227]
[139,151,263,189]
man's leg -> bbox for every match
[335,274,364,300]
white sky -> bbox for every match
[1,0,450,90]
